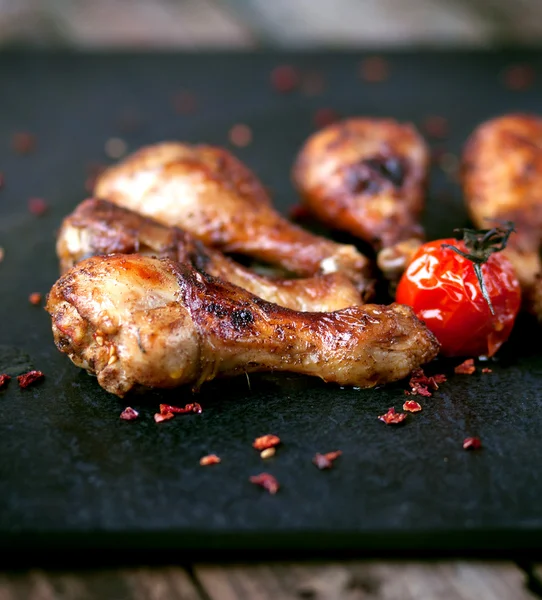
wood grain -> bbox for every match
[194,561,538,600]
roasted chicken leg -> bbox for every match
[292,118,429,253]
[46,254,440,397]
[93,142,372,295]
[57,198,362,312]
[462,113,542,294]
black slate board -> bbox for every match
[1,51,542,561]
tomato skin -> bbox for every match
[395,238,521,357]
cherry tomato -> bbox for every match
[395,238,521,357]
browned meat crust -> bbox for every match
[46,254,440,397]
[57,198,362,312]
[292,118,429,251]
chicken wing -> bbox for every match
[57,198,362,312]
[93,142,372,295]
[292,118,429,252]
[46,254,440,397]
[462,113,542,293]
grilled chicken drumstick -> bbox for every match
[46,254,439,398]
[93,142,372,295]
[57,198,362,312]
[462,113,542,296]
[292,118,429,265]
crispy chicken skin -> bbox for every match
[292,118,429,252]
[57,199,362,312]
[462,113,542,292]
[46,254,440,397]
[93,142,372,294]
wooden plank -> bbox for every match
[0,567,204,600]
[194,561,538,600]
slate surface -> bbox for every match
[1,51,541,559]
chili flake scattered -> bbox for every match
[159,402,202,415]
[403,400,422,413]
[250,472,279,495]
[313,107,339,129]
[455,358,475,375]
[17,370,44,389]
[12,132,36,155]
[313,450,342,470]
[359,56,389,82]
[463,437,482,450]
[270,65,299,93]
[0,374,10,389]
[407,368,446,397]
[482,367,493,373]
[253,434,281,451]
[502,64,535,91]
[28,292,42,306]
[200,454,221,466]
[229,123,252,147]
[120,407,139,421]
[154,411,174,423]
[28,197,48,216]
[422,115,448,139]
[260,447,276,459]
[378,407,407,425]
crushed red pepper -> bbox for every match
[378,407,407,425]
[17,370,44,389]
[12,132,36,154]
[359,56,389,82]
[154,411,174,423]
[406,368,446,397]
[229,123,252,147]
[482,367,493,374]
[463,437,482,450]
[120,407,139,421]
[0,374,10,389]
[253,434,281,451]
[403,400,422,413]
[455,358,476,375]
[250,472,279,495]
[28,198,48,216]
[159,402,202,415]
[313,450,342,470]
[270,65,299,93]
[28,292,42,306]
[200,454,221,466]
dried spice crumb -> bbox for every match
[120,407,139,421]
[28,292,42,306]
[12,132,36,154]
[407,368,446,397]
[260,447,276,459]
[154,411,174,423]
[455,358,475,375]
[105,138,127,159]
[200,454,221,466]
[17,370,44,389]
[378,407,407,425]
[403,400,422,413]
[0,374,10,389]
[28,197,48,216]
[160,402,202,415]
[229,123,252,148]
[422,115,448,139]
[313,107,339,129]
[172,91,196,114]
[482,367,493,373]
[270,65,299,93]
[359,56,389,82]
[253,434,281,451]
[250,472,279,495]
[313,450,342,470]
[502,64,535,91]
[463,437,482,450]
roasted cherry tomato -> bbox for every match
[396,234,521,357]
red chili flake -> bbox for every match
[403,400,422,413]
[12,132,36,155]
[270,65,299,93]
[28,292,42,306]
[455,358,475,375]
[252,434,281,451]
[172,91,197,114]
[463,437,482,450]
[359,56,389,83]
[301,71,325,96]
[28,197,48,216]
[200,454,221,466]
[313,108,339,129]
[378,407,407,425]
[407,368,446,397]
[288,204,311,222]
[120,407,139,421]
[249,472,279,495]
[0,172,4,189]
[154,411,174,423]
[0,374,10,389]
[313,450,342,470]
[17,370,44,389]
[422,115,448,139]
[229,124,252,148]
[502,64,535,91]
[482,367,493,374]
[159,402,202,415]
